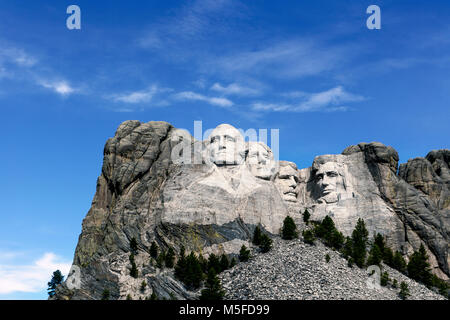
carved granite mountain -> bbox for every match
[54,121,449,300]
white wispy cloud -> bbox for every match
[0,47,37,68]
[110,85,159,104]
[211,39,352,79]
[210,82,260,96]
[173,91,233,107]
[252,86,364,113]
[0,252,71,294]
[39,80,75,96]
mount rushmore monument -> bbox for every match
[55,120,449,299]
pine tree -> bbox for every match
[383,247,394,267]
[230,257,237,268]
[325,254,330,263]
[399,282,410,300]
[140,280,147,292]
[281,216,298,240]
[150,292,157,300]
[129,253,138,278]
[199,268,225,300]
[101,289,110,300]
[342,236,353,259]
[185,252,204,289]
[380,271,390,287]
[302,230,315,245]
[175,248,187,281]
[407,244,432,286]
[367,243,383,266]
[351,218,369,268]
[47,270,64,298]
[150,241,158,259]
[130,237,138,254]
[208,254,221,274]
[252,226,263,246]
[156,251,165,269]
[259,234,273,253]
[239,245,250,262]
[165,247,175,268]
[303,209,311,225]
[329,229,345,250]
[392,251,407,273]
[219,254,229,272]
[315,215,335,239]
[374,233,385,253]
[126,294,132,300]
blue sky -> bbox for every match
[0,0,449,299]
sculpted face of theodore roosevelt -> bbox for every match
[246,142,276,180]
[208,124,245,166]
[275,162,299,202]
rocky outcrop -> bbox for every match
[300,142,449,279]
[54,121,449,300]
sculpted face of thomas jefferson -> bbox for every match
[208,124,245,166]
[246,142,277,180]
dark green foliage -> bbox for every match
[342,237,353,259]
[367,243,383,266]
[374,233,385,253]
[47,270,64,297]
[183,252,204,289]
[351,218,369,268]
[175,250,187,281]
[101,289,110,300]
[129,253,138,278]
[313,216,344,250]
[382,247,394,267]
[325,254,330,263]
[239,245,250,262]
[252,226,263,246]
[303,209,311,225]
[169,292,177,300]
[165,247,175,268]
[199,268,225,300]
[126,294,132,300]
[380,271,390,287]
[431,274,450,298]
[140,280,147,292]
[230,257,237,268]
[392,279,398,289]
[150,241,158,259]
[219,254,229,272]
[399,282,410,300]
[130,237,138,254]
[197,254,207,274]
[407,244,432,286]
[259,234,273,253]
[281,216,298,240]
[302,230,315,245]
[392,251,407,273]
[156,251,165,269]
[314,216,335,238]
[347,257,354,267]
[207,254,221,274]
[150,292,157,300]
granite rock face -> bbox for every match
[299,142,449,278]
[54,121,449,300]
